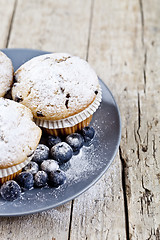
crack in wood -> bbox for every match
[133,93,141,165]
[67,200,74,240]
[143,49,147,93]
[6,0,17,48]
[146,227,160,240]
[152,134,158,168]
[137,93,141,137]
[86,0,94,61]
[134,122,140,165]
[141,130,148,153]
[119,147,130,240]
[139,0,147,94]
[139,0,144,46]
[125,128,128,143]
[140,175,154,217]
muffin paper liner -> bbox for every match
[44,115,93,136]
[34,86,102,129]
[0,156,33,178]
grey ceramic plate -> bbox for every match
[0,48,121,216]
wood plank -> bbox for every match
[69,156,126,240]
[0,0,92,240]
[8,0,91,59]
[69,0,127,239]
[86,0,160,239]
[126,0,160,239]
[0,0,15,48]
[3,0,159,239]
[0,204,71,240]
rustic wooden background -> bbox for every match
[0,0,160,239]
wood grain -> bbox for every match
[69,157,126,240]
[69,0,126,239]
[0,0,94,240]
[1,0,160,239]
[0,0,15,48]
[8,0,92,59]
[127,0,160,238]
[0,204,71,240]
[86,0,160,239]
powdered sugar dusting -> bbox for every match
[0,98,41,168]
[41,160,59,173]
[65,144,102,183]
[0,51,13,97]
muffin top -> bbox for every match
[0,51,13,97]
[0,98,42,168]
[12,53,100,121]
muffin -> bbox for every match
[12,53,102,136]
[0,98,42,184]
[0,51,13,97]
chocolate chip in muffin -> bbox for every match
[60,87,65,93]
[13,76,17,83]
[65,94,70,109]
[15,94,23,102]
[36,111,45,117]
[66,93,70,98]
[65,99,69,109]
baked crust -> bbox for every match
[0,51,13,97]
[0,98,42,168]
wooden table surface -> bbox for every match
[0,0,160,239]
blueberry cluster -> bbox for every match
[0,126,95,201]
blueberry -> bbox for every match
[32,144,49,164]
[65,133,84,151]
[23,162,39,175]
[82,126,95,142]
[47,136,61,148]
[50,142,73,164]
[49,170,66,187]
[34,171,48,187]
[0,180,21,201]
[40,159,59,173]
[16,172,34,190]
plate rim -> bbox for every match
[0,48,121,217]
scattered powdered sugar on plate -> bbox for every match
[65,144,103,184]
